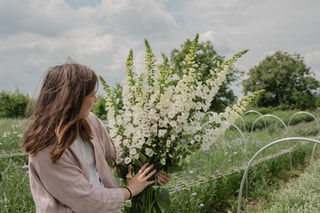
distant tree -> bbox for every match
[242,51,319,110]
[170,34,242,112]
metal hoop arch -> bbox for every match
[288,111,320,162]
[237,137,320,213]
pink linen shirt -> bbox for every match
[28,112,124,213]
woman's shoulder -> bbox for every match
[87,112,106,130]
[29,144,77,168]
[87,112,98,121]
[29,145,52,166]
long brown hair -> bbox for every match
[21,62,99,163]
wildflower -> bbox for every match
[198,164,202,167]
[174,188,179,192]
[204,152,208,155]
[192,192,197,196]
[216,169,220,173]
[22,165,29,169]
[200,203,204,207]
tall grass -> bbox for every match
[246,158,320,213]
[265,159,320,213]
[0,119,34,213]
[0,156,34,213]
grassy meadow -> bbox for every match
[1,110,320,212]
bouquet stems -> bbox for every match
[124,184,171,213]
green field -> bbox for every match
[1,110,320,212]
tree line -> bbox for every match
[0,89,35,118]
[1,36,320,118]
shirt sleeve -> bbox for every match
[30,147,124,213]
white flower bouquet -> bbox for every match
[100,35,260,212]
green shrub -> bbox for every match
[91,94,107,120]
[0,90,32,118]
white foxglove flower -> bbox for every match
[143,131,151,137]
[149,108,156,114]
[130,148,137,155]
[124,157,132,165]
[145,148,154,157]
[194,135,201,142]
[158,129,167,137]
[175,126,182,133]
[168,111,175,119]
[101,41,254,178]
[160,158,166,165]
[133,154,140,160]
[170,120,177,127]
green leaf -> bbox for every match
[138,150,147,163]
[152,186,171,213]
[167,165,184,174]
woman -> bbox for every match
[21,62,171,213]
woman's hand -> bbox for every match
[156,171,172,186]
[125,163,157,197]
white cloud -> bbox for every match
[98,0,179,39]
[305,50,320,80]
[78,34,114,55]
[199,30,230,51]
[0,0,320,97]
[305,51,320,65]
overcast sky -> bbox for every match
[1,0,319,98]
